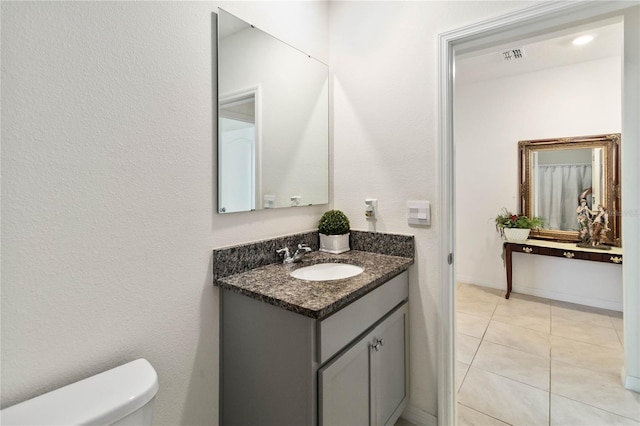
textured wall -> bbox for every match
[328,0,538,418]
[1,2,328,424]
[8,1,616,424]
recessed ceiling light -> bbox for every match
[573,35,595,45]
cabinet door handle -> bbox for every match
[563,252,575,259]
[523,247,533,253]
[610,256,622,264]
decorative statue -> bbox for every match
[591,204,610,246]
[576,197,593,243]
[576,188,610,248]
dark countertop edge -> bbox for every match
[216,282,319,318]
[312,264,413,319]
[215,256,413,320]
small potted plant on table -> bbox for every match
[318,209,351,254]
[495,208,544,242]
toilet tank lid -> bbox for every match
[1,358,158,426]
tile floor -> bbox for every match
[456,282,639,426]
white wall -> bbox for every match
[7,1,598,424]
[455,56,623,310]
[329,0,538,420]
[0,2,329,424]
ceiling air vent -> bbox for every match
[502,48,525,61]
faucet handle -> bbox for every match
[277,247,294,264]
[297,243,312,252]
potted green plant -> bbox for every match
[318,209,351,254]
[495,208,544,242]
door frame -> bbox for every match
[219,86,262,211]
[437,2,640,424]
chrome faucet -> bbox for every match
[292,243,312,262]
[277,243,312,264]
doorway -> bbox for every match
[437,3,640,425]
[219,91,258,213]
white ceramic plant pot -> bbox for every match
[319,233,350,254]
[503,228,530,242]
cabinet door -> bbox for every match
[318,335,371,426]
[319,302,408,426]
[371,304,408,426]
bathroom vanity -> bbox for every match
[214,232,414,426]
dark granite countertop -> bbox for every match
[215,250,413,319]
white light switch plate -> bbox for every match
[407,200,430,225]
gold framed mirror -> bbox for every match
[519,133,621,246]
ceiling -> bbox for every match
[455,19,623,85]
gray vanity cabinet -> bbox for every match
[220,271,409,426]
[319,303,408,426]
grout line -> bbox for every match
[547,392,640,423]
[469,361,551,393]
[549,317,553,426]
[456,362,471,394]
[616,328,625,349]
[457,402,516,426]
[549,333,624,352]
[457,283,631,426]
[548,311,553,426]
[548,356,552,426]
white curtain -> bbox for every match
[537,164,592,230]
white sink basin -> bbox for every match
[290,263,364,281]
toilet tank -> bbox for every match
[0,358,158,426]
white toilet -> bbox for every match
[0,358,158,426]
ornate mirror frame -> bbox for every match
[519,133,621,246]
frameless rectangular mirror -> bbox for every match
[217,9,329,213]
[519,133,621,246]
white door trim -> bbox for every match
[437,2,640,424]
[219,86,262,210]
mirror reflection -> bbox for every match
[519,134,621,246]
[217,9,329,213]
[532,148,602,230]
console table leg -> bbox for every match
[505,244,512,299]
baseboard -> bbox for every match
[456,276,623,311]
[622,367,640,392]
[516,286,622,311]
[456,275,504,291]
[401,403,437,426]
